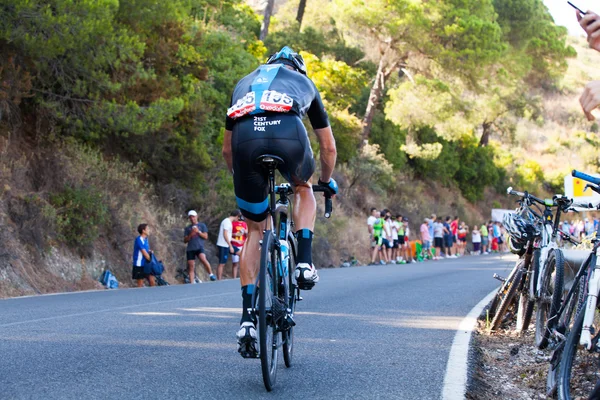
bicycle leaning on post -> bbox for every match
[249,154,334,392]
[487,187,543,332]
[534,194,584,350]
[545,169,600,400]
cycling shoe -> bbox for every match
[236,322,259,358]
[295,263,319,290]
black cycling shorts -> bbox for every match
[232,113,315,222]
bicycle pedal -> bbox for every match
[493,273,506,283]
[238,340,259,359]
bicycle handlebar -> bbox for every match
[572,170,600,186]
[312,185,334,218]
[506,186,545,206]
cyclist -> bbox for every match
[222,46,338,357]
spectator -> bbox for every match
[420,218,432,260]
[472,225,481,255]
[450,216,459,256]
[433,217,445,260]
[585,218,594,237]
[381,210,393,264]
[395,214,405,263]
[371,212,385,265]
[216,210,242,280]
[428,214,436,243]
[595,218,599,233]
[402,217,413,263]
[230,214,248,279]
[493,221,503,252]
[457,222,468,256]
[132,223,155,288]
[367,208,379,261]
[480,222,489,254]
[390,214,400,263]
[443,216,454,257]
[184,210,216,283]
[576,11,600,120]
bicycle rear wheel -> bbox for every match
[258,230,279,391]
[283,241,296,368]
[535,250,565,349]
[490,265,523,331]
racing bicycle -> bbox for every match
[251,154,333,391]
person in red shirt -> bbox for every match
[230,215,248,279]
[450,216,459,257]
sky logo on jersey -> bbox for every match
[259,90,293,112]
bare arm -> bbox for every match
[223,129,233,173]
[141,249,151,262]
[314,126,336,183]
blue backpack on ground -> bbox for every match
[144,254,165,276]
[99,270,119,289]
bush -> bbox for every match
[49,186,109,248]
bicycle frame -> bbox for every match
[579,230,600,350]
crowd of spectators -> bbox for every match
[367,208,514,265]
[131,209,248,286]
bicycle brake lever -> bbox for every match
[585,184,600,195]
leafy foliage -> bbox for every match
[0,0,584,256]
[48,186,109,248]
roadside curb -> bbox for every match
[441,288,498,400]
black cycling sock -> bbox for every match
[296,229,313,264]
[240,285,255,324]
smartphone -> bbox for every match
[568,1,587,14]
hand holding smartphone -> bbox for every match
[569,1,600,52]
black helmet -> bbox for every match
[266,46,307,75]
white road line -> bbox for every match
[441,288,498,400]
[0,291,238,328]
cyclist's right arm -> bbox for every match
[314,126,336,183]
[307,84,337,183]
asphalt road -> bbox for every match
[0,254,514,400]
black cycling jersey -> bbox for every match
[225,64,329,131]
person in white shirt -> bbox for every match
[391,215,400,263]
[472,225,482,255]
[433,217,445,260]
[216,210,242,280]
[380,210,392,264]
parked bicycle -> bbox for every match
[545,170,600,399]
[250,155,334,391]
[488,187,543,332]
[534,194,583,349]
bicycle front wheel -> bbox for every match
[535,249,564,349]
[557,301,600,399]
[258,230,279,391]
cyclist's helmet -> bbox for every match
[266,46,307,75]
[502,211,541,246]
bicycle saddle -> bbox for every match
[256,154,284,169]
